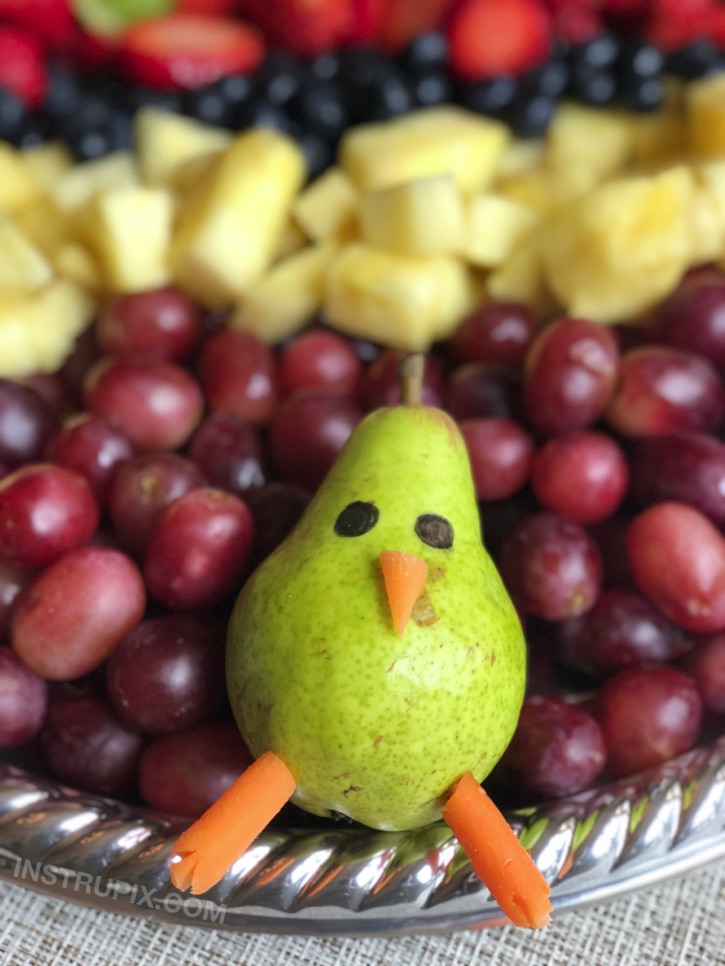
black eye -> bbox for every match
[335,501,379,537]
[415,514,453,549]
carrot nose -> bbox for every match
[379,550,428,635]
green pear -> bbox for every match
[226,370,526,832]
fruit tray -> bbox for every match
[1,735,724,934]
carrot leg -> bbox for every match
[169,750,296,895]
[442,772,552,929]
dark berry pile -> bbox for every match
[1,32,723,177]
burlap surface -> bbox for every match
[0,861,722,965]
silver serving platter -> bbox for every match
[0,733,724,935]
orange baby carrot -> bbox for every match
[442,772,552,929]
[379,550,428,635]
[170,750,296,895]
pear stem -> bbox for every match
[399,353,424,406]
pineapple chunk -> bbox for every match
[0,144,44,214]
[273,219,309,262]
[546,102,636,195]
[541,166,695,322]
[50,152,139,214]
[87,185,175,292]
[463,193,541,268]
[230,240,339,343]
[323,242,477,351]
[686,73,725,157]
[169,129,306,308]
[293,167,359,242]
[693,161,725,266]
[52,241,103,293]
[0,216,55,293]
[0,279,96,377]
[134,106,233,187]
[20,141,74,191]
[494,138,545,181]
[632,80,686,170]
[12,196,68,256]
[358,174,465,256]
[339,106,510,195]
[486,229,557,317]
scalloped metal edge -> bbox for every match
[0,736,724,936]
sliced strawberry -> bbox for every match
[447,0,552,81]
[247,0,353,57]
[380,0,457,53]
[348,0,387,44]
[0,26,48,109]
[0,0,77,52]
[118,14,266,90]
[646,0,719,49]
[174,0,238,14]
[546,1,604,43]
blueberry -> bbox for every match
[570,32,620,70]
[397,32,449,76]
[288,81,348,142]
[522,59,569,100]
[458,76,518,116]
[0,87,25,143]
[506,93,557,139]
[568,64,617,106]
[254,50,308,107]
[619,77,664,113]
[184,85,231,126]
[666,40,721,79]
[412,71,453,108]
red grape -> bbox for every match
[499,696,607,799]
[605,346,725,436]
[247,481,311,567]
[279,328,362,397]
[443,363,520,420]
[627,502,725,633]
[106,614,227,734]
[12,547,146,680]
[46,413,136,504]
[108,453,206,556]
[84,357,204,451]
[593,665,702,777]
[450,300,537,366]
[522,317,619,435]
[557,588,687,675]
[0,646,47,747]
[530,430,629,523]
[198,329,278,426]
[0,559,34,641]
[682,633,725,715]
[459,417,534,501]
[0,464,99,568]
[0,379,58,468]
[497,511,602,620]
[629,432,725,526]
[138,722,254,817]
[96,285,203,362]
[268,390,363,490]
[647,270,725,369]
[38,695,144,794]
[187,411,265,498]
[144,488,255,609]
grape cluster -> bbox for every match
[0,267,723,816]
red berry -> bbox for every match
[119,14,266,91]
[380,0,455,52]
[0,26,47,109]
[242,0,353,58]
[447,0,552,81]
[0,0,78,52]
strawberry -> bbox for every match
[0,0,77,52]
[246,0,354,58]
[348,0,387,44]
[0,26,48,109]
[447,0,552,81]
[118,14,266,90]
[174,0,238,13]
[379,0,456,53]
[545,0,604,43]
[646,0,719,50]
